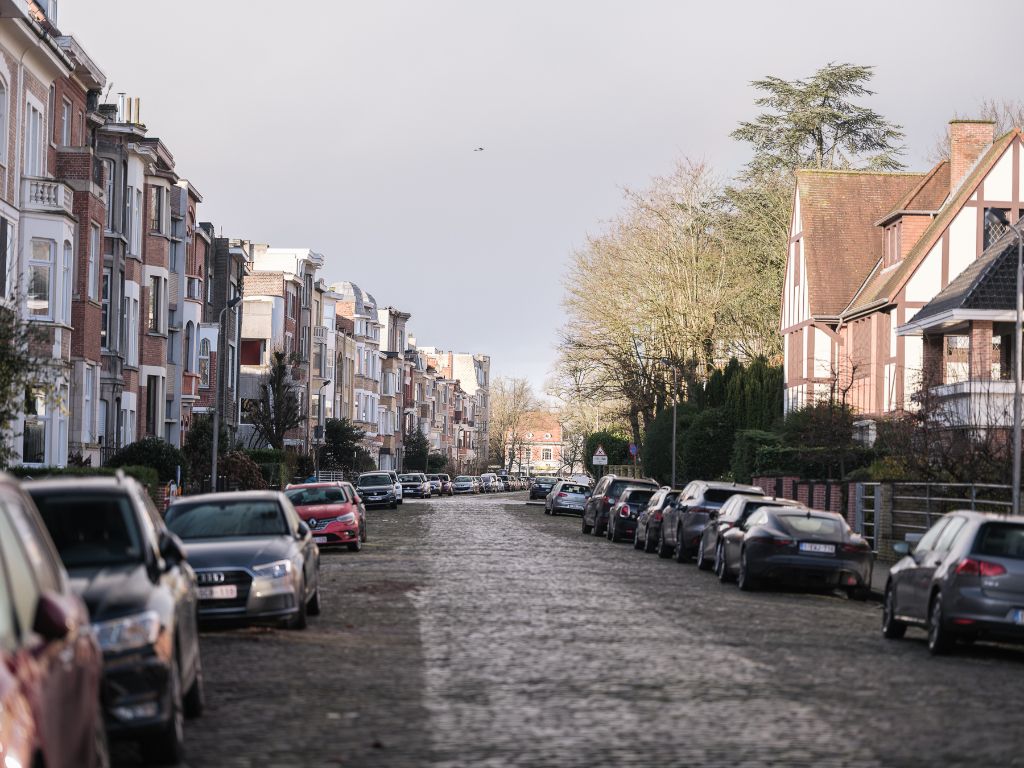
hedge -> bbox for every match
[7,465,162,505]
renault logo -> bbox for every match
[308,518,318,528]
[198,571,226,585]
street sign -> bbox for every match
[592,444,608,465]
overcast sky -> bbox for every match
[62,0,1016,393]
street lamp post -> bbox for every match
[313,379,331,480]
[1013,222,1023,516]
[211,295,242,493]
[660,358,679,488]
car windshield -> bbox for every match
[428,475,440,481]
[777,513,844,537]
[33,492,144,568]
[165,500,288,539]
[455,476,472,482]
[537,479,555,486]
[973,523,1024,559]
[561,484,589,495]
[399,475,421,482]
[358,475,392,488]
[285,487,346,506]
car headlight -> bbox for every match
[92,610,161,653]
[335,512,357,524]
[252,559,293,579]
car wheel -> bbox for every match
[881,583,906,639]
[738,550,758,591]
[696,539,712,571]
[139,653,185,765]
[348,537,362,552]
[361,523,368,543]
[582,515,592,535]
[633,525,644,550]
[927,594,953,655]
[715,542,732,583]
[643,526,657,553]
[289,582,309,630]
[307,585,322,616]
[656,529,673,559]
[183,645,205,719]
[673,528,689,563]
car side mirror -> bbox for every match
[297,521,311,539]
[892,541,910,557]
[159,532,187,566]
[707,510,718,520]
[34,592,72,641]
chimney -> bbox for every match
[949,120,995,193]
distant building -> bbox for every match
[505,411,563,476]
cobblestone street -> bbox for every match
[119,493,1024,768]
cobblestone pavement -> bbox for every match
[114,493,1024,767]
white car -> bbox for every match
[387,470,403,505]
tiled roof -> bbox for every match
[797,170,924,317]
[912,230,1019,324]
[878,161,950,223]
[844,129,1021,317]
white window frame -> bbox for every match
[82,364,93,443]
[62,240,71,324]
[24,100,43,177]
[0,79,8,167]
[88,224,99,301]
[199,338,210,388]
[60,97,71,146]
[27,239,54,320]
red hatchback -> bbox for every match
[285,482,367,552]
[0,474,108,768]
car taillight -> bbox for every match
[840,540,870,552]
[955,558,1007,577]
[653,511,663,521]
[557,492,568,497]
[619,505,630,517]
[748,536,793,547]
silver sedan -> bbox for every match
[544,481,591,516]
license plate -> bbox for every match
[1013,609,1024,625]
[314,536,328,544]
[799,542,835,554]
[198,585,237,600]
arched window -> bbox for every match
[199,338,210,388]
[184,321,194,373]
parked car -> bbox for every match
[356,472,398,509]
[27,474,204,764]
[399,473,431,498]
[438,474,454,495]
[0,473,108,768]
[883,511,1024,654]
[285,481,367,551]
[387,470,404,505]
[605,486,658,542]
[165,491,321,629]
[426,474,443,496]
[530,476,557,500]
[700,495,803,571]
[582,475,660,536]
[716,506,872,596]
[660,481,766,561]
[633,486,682,553]
[452,475,477,494]
[480,472,501,493]
[544,480,591,516]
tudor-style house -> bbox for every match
[782,120,1024,431]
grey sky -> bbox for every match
[62,0,1015,393]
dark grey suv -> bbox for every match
[582,475,659,536]
[883,510,1024,654]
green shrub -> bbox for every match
[106,437,186,482]
[219,451,268,490]
[585,431,630,473]
[730,430,782,483]
[681,407,735,481]
[641,402,699,485]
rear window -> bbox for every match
[705,488,760,504]
[777,513,844,538]
[626,490,655,504]
[560,484,589,495]
[33,491,144,568]
[609,480,655,497]
[973,523,1024,560]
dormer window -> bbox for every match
[884,223,902,267]
[984,208,1010,251]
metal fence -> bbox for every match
[853,481,1013,557]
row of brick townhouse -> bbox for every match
[781,118,1024,434]
[1,2,493,472]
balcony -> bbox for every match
[22,177,74,216]
[927,379,1015,429]
[313,325,328,342]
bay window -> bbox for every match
[27,240,53,318]
[24,102,42,177]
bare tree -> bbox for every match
[488,377,539,472]
[927,99,1024,163]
